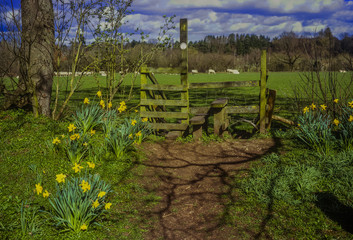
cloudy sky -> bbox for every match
[125,0,353,41]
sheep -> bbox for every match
[191,69,198,74]
[339,70,347,73]
[227,69,240,74]
[208,69,216,74]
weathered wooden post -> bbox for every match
[259,49,267,133]
[140,65,148,115]
[180,18,189,132]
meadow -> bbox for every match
[1,71,353,239]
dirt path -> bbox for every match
[138,138,279,240]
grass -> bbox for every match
[0,109,158,239]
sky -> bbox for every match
[125,0,353,41]
[4,0,353,42]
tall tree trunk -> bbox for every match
[20,0,54,117]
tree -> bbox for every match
[273,31,301,71]
[20,0,55,117]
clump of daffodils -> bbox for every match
[297,99,353,154]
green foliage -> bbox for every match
[295,108,335,155]
[49,173,111,233]
[337,104,353,151]
[73,103,103,135]
[242,150,353,207]
[20,201,43,237]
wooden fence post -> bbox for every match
[259,49,267,133]
[140,64,147,116]
[180,18,189,131]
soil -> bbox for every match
[137,138,280,240]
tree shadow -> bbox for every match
[315,192,353,234]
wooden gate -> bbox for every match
[139,19,189,133]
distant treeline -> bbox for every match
[1,27,353,75]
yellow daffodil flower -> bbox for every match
[128,133,133,139]
[83,142,88,147]
[80,180,91,193]
[105,203,112,210]
[303,106,309,114]
[70,133,80,141]
[87,161,95,169]
[334,99,339,103]
[83,98,90,104]
[90,129,96,136]
[349,115,353,122]
[108,102,112,109]
[61,134,65,138]
[98,191,106,198]
[80,223,88,231]
[43,190,50,198]
[97,90,102,98]
[136,131,142,137]
[310,103,316,110]
[92,199,99,208]
[35,183,43,195]
[68,123,76,132]
[349,101,353,108]
[142,117,148,122]
[320,104,327,111]
[56,174,66,183]
[52,137,61,145]
[135,109,138,113]
[100,99,105,109]
[72,163,83,173]
[131,119,137,126]
[333,119,340,126]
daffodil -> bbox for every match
[83,142,88,147]
[135,109,138,113]
[87,161,95,169]
[128,133,133,139]
[100,99,105,109]
[83,98,90,104]
[80,223,88,231]
[142,117,148,122]
[334,99,339,103]
[349,115,353,122]
[98,191,106,198]
[303,106,309,114]
[136,131,142,137]
[97,90,102,98]
[52,137,61,145]
[118,101,127,113]
[105,203,112,210]
[68,123,76,132]
[90,129,96,136]
[310,103,316,110]
[333,119,340,126]
[131,119,137,126]
[80,180,91,193]
[61,134,65,138]
[35,183,43,195]
[92,199,99,208]
[108,102,112,109]
[320,104,327,111]
[349,101,353,108]
[70,133,80,141]
[43,190,50,198]
[72,163,83,173]
[56,174,66,183]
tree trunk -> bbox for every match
[20,0,54,117]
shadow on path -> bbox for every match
[138,138,281,240]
